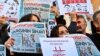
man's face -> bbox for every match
[65,5,70,11]
[77,18,87,33]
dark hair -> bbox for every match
[14,0,19,4]
[19,14,40,22]
[77,15,84,18]
[64,4,70,7]
[56,15,66,25]
[93,10,100,20]
[50,24,68,37]
[77,15,86,23]
[76,4,81,7]
[52,1,56,6]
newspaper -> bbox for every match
[56,0,93,15]
[48,13,57,36]
[10,22,46,53]
[20,0,51,23]
[0,45,6,56]
[64,34,100,56]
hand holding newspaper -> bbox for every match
[10,22,46,53]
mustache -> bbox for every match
[77,26,82,29]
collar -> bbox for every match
[97,32,100,34]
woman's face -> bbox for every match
[58,26,69,37]
[30,15,39,22]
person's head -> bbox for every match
[77,15,87,33]
[5,0,19,5]
[64,4,70,11]
[50,1,59,17]
[19,14,40,22]
[30,34,35,42]
[93,10,100,32]
[76,4,81,11]
[50,24,69,37]
[0,15,7,25]
[51,1,56,12]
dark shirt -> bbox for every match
[0,23,10,56]
[91,21,96,33]
[0,24,9,44]
[68,22,77,34]
[14,53,43,56]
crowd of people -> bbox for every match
[0,1,100,56]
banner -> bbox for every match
[10,22,46,53]
[56,0,93,15]
[64,34,100,56]
[40,38,78,56]
[0,0,21,22]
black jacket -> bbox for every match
[0,23,10,56]
[0,23,9,44]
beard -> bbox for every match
[76,26,83,33]
[96,27,100,32]
[76,30,83,34]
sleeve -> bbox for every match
[68,21,77,34]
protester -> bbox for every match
[76,15,90,36]
[50,1,59,18]
[89,10,100,51]
[5,14,43,56]
[55,12,77,33]
[50,24,69,37]
[0,15,11,56]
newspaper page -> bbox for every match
[10,22,46,53]
[56,0,93,15]
[48,13,57,36]
[0,45,6,56]
[64,34,100,56]
[21,0,51,23]
[0,0,21,22]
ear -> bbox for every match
[93,21,99,28]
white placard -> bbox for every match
[56,0,93,15]
[40,38,78,56]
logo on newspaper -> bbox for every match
[53,46,66,56]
